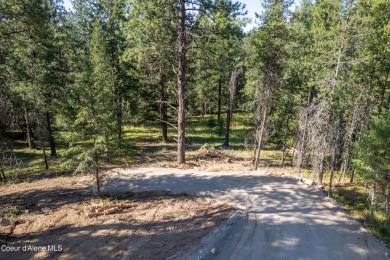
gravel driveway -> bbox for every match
[103,168,390,260]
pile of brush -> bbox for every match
[85,201,135,217]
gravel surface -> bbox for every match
[103,168,390,260]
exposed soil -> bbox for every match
[0,176,234,260]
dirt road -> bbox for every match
[103,168,390,260]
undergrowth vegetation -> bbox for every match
[2,112,390,243]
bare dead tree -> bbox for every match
[24,102,34,149]
[294,0,356,185]
[252,86,271,171]
[281,97,293,166]
[328,116,343,197]
[176,0,186,164]
[223,67,243,147]
[0,99,22,180]
[158,62,168,143]
[294,86,315,173]
[217,78,222,122]
[298,98,337,184]
[338,99,360,184]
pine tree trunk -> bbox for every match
[338,143,351,184]
[338,157,348,184]
[378,73,389,116]
[0,167,6,180]
[224,91,232,147]
[339,105,357,184]
[41,139,48,170]
[95,150,101,197]
[318,142,327,185]
[117,96,123,146]
[328,118,342,198]
[177,0,186,164]
[253,106,267,171]
[385,185,390,222]
[290,142,296,166]
[160,73,168,143]
[45,111,57,156]
[252,128,260,166]
[218,79,222,123]
[370,173,377,222]
[224,68,240,147]
[297,86,313,173]
[24,106,33,149]
[281,106,291,166]
[297,113,308,174]
[350,169,355,183]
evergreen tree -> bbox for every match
[125,0,177,143]
[60,18,116,196]
[353,108,390,221]
[246,0,292,170]
[1,0,68,168]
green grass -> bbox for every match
[2,135,69,182]
[2,112,292,182]
[121,112,255,151]
[0,203,25,220]
[332,185,367,215]
[186,112,253,149]
[331,182,390,244]
[16,112,294,176]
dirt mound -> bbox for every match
[0,178,234,259]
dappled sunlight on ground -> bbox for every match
[0,175,234,260]
[103,168,390,260]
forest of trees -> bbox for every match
[0,0,389,217]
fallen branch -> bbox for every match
[198,159,213,164]
[86,201,135,217]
